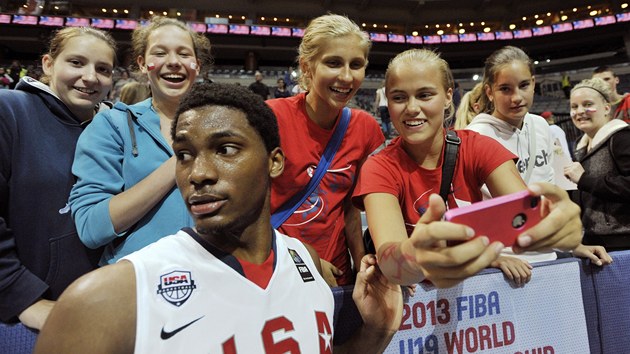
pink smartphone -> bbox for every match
[443,190,542,247]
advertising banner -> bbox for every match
[386,261,588,354]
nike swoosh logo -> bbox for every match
[160,316,204,340]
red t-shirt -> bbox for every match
[353,130,516,234]
[266,93,384,285]
[612,93,630,123]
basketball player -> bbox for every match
[34,82,403,353]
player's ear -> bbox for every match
[269,147,284,178]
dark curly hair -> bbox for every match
[172,82,280,152]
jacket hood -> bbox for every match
[468,113,520,134]
[112,97,153,117]
[111,97,155,157]
[576,119,628,151]
[15,76,84,126]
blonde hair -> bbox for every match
[40,27,117,85]
[571,77,612,103]
[297,14,370,90]
[131,16,213,75]
[454,82,483,129]
[119,81,151,105]
[385,48,455,120]
[481,46,533,114]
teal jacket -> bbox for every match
[69,98,193,265]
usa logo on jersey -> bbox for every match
[157,270,197,307]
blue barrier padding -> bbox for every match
[579,256,602,354]
[332,285,362,346]
[0,322,37,354]
[589,249,630,354]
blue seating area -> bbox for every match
[531,94,570,115]
[353,88,377,113]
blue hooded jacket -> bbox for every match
[69,98,193,265]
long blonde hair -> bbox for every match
[119,82,151,105]
[454,82,483,129]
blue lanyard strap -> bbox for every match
[271,107,351,229]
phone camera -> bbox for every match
[512,213,527,228]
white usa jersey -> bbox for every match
[122,228,335,354]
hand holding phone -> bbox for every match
[443,190,542,247]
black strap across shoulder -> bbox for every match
[439,130,461,204]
